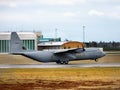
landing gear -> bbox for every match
[56,60,69,64]
[64,61,68,64]
[95,59,98,62]
[56,60,61,64]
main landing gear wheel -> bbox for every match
[64,61,68,64]
[56,60,69,64]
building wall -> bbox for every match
[22,40,35,50]
[0,32,37,53]
[0,40,10,53]
[0,40,36,53]
[38,38,61,43]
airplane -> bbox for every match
[10,32,106,64]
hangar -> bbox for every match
[0,32,37,53]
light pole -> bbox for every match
[55,28,57,42]
[83,25,85,44]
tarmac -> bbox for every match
[0,63,120,68]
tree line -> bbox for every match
[85,41,120,51]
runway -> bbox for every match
[0,63,120,68]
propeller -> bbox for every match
[82,44,85,51]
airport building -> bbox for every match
[0,31,61,53]
[0,31,83,53]
[0,32,38,53]
[37,34,61,44]
[38,41,84,50]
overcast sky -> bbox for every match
[0,0,120,42]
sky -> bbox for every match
[0,0,120,42]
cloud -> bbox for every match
[116,6,120,9]
[0,12,31,22]
[87,0,120,4]
[9,2,17,8]
[36,0,87,5]
[0,10,78,23]
[88,10,104,16]
[108,12,120,19]
[62,12,77,17]
[0,0,34,8]
[0,0,17,8]
[88,9,120,19]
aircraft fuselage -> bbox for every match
[23,48,105,63]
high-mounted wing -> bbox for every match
[53,48,85,64]
[54,48,85,54]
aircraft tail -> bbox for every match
[10,32,24,54]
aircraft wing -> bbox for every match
[54,48,84,54]
[53,48,85,60]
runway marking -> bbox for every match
[0,63,120,68]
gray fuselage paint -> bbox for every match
[23,48,105,62]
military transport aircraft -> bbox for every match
[10,32,105,64]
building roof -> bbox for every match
[38,41,67,46]
[38,41,84,47]
[0,32,37,40]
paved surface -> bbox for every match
[0,63,120,68]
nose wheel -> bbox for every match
[95,59,98,62]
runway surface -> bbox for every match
[0,63,120,68]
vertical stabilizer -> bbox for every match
[10,32,23,54]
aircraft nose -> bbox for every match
[102,52,106,57]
